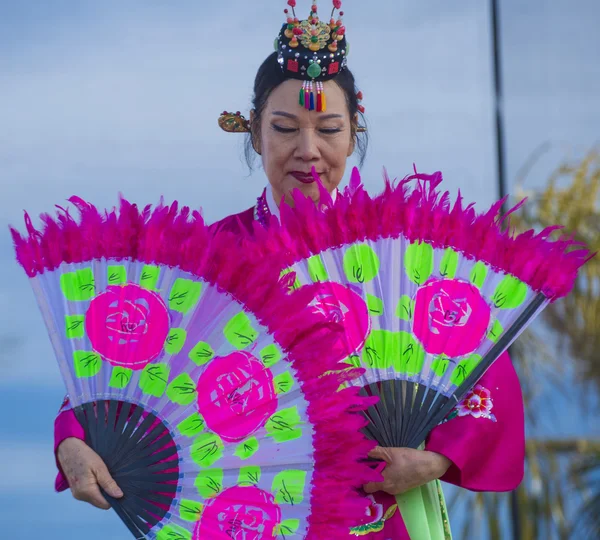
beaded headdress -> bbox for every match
[219,0,364,133]
[276,0,349,112]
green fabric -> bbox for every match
[396,479,451,540]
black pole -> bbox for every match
[490,1,522,539]
[491,0,507,202]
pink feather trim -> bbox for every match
[251,169,593,301]
[10,196,380,538]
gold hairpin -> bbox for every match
[218,111,251,133]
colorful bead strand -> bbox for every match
[317,81,327,112]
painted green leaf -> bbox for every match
[139,363,170,397]
[178,413,205,438]
[488,319,504,343]
[107,265,127,285]
[169,278,202,314]
[366,294,384,316]
[431,356,450,377]
[307,255,328,282]
[274,372,295,394]
[342,354,361,368]
[440,248,459,278]
[188,341,215,366]
[223,312,258,349]
[60,269,95,301]
[73,351,102,378]
[266,406,303,443]
[451,355,483,386]
[395,295,415,321]
[166,373,197,406]
[277,519,301,537]
[272,470,307,505]
[280,268,301,291]
[109,366,133,389]
[139,265,160,290]
[234,437,259,460]
[238,466,261,486]
[260,344,282,367]
[195,468,223,498]
[361,330,425,374]
[165,328,187,355]
[470,262,488,289]
[362,330,395,369]
[393,332,426,375]
[191,432,224,467]
[179,499,203,523]
[404,242,434,285]
[343,244,380,283]
[65,315,85,339]
[157,524,191,540]
[492,276,528,309]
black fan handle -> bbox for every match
[103,490,147,540]
[72,402,161,539]
[406,293,547,448]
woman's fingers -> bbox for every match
[71,461,123,510]
[363,448,452,496]
[95,463,124,499]
[57,437,123,510]
[363,481,386,494]
[367,446,391,462]
[75,482,112,510]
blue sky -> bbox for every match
[1,0,599,538]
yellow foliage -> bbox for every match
[512,151,599,383]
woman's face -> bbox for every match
[255,78,355,205]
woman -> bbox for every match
[55,2,525,538]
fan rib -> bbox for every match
[408,293,546,447]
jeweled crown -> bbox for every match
[218,0,362,132]
[276,0,349,111]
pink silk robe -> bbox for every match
[53,206,525,538]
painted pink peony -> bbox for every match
[194,486,282,540]
[413,278,491,357]
[304,281,370,362]
[197,352,277,442]
[86,284,170,369]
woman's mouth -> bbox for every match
[290,171,321,184]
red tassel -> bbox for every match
[317,91,323,112]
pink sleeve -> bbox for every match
[54,396,86,492]
[425,352,525,492]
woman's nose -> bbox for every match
[294,129,320,161]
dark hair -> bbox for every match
[245,52,368,170]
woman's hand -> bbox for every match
[363,446,452,496]
[57,438,123,509]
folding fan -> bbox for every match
[252,168,593,450]
[10,197,376,540]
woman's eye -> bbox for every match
[272,125,296,134]
[319,128,343,134]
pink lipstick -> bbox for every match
[290,171,318,184]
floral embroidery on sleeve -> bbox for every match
[349,495,398,536]
[445,385,497,423]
